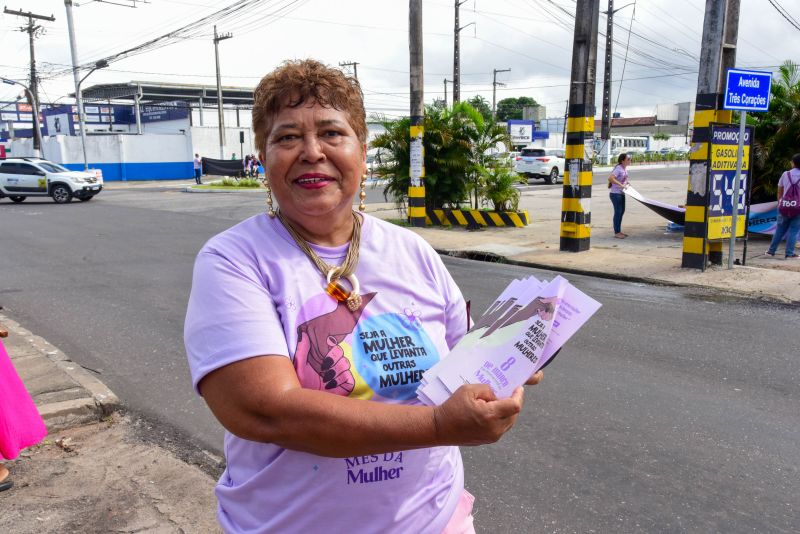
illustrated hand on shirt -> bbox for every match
[293,293,376,396]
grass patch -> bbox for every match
[194,177,263,190]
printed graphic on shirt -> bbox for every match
[294,293,377,397]
[344,452,405,485]
[293,294,442,402]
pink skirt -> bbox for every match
[0,339,47,460]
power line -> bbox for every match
[767,0,800,31]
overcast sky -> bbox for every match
[2,0,798,121]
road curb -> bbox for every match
[1,314,121,430]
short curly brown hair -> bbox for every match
[252,59,367,156]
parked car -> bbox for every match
[514,147,565,184]
[0,158,102,203]
[366,148,392,179]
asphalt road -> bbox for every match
[1,177,797,533]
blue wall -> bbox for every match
[62,161,193,181]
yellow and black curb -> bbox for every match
[425,208,529,228]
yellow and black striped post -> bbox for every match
[681,95,732,269]
[561,109,594,252]
[560,0,599,253]
[408,2,426,227]
[681,0,737,269]
[408,122,426,227]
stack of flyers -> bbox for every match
[417,275,601,406]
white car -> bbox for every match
[514,147,565,184]
[0,158,103,204]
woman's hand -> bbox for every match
[432,385,524,446]
[525,370,543,385]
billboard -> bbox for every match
[706,124,753,240]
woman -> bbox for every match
[184,59,543,533]
[608,153,631,238]
[765,153,800,259]
[0,326,48,492]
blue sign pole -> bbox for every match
[722,69,772,269]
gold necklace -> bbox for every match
[276,210,363,311]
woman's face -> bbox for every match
[262,101,366,224]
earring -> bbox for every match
[264,178,276,218]
[359,173,367,212]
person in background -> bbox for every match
[193,153,203,185]
[766,153,800,259]
[184,59,544,534]
[608,153,632,239]
[243,155,252,178]
[0,323,48,493]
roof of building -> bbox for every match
[611,116,657,127]
[80,81,255,107]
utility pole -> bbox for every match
[452,0,473,104]
[443,78,450,108]
[600,1,634,165]
[600,0,614,165]
[492,68,510,122]
[4,7,55,157]
[680,0,739,269]
[409,0,426,227]
[213,25,232,160]
[339,61,359,80]
[560,0,600,253]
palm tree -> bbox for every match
[750,60,800,201]
[371,102,515,212]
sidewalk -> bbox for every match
[0,315,220,533]
[363,168,800,304]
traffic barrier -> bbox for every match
[425,208,529,228]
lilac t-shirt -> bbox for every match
[609,164,629,193]
[185,213,468,534]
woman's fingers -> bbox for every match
[525,370,544,385]
[433,384,525,446]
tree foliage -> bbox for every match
[749,60,800,202]
[466,95,493,124]
[370,102,517,212]
[495,96,539,121]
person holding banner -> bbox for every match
[608,153,632,238]
[766,153,800,259]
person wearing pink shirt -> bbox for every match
[608,153,632,238]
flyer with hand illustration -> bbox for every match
[417,275,601,406]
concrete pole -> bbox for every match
[213,25,232,160]
[559,0,600,253]
[601,0,614,142]
[492,68,510,122]
[453,0,461,104]
[408,0,426,227]
[64,0,90,170]
[680,0,729,269]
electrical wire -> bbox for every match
[613,0,636,117]
[767,0,800,31]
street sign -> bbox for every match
[723,69,772,112]
[706,124,753,240]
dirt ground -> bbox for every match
[0,414,221,534]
